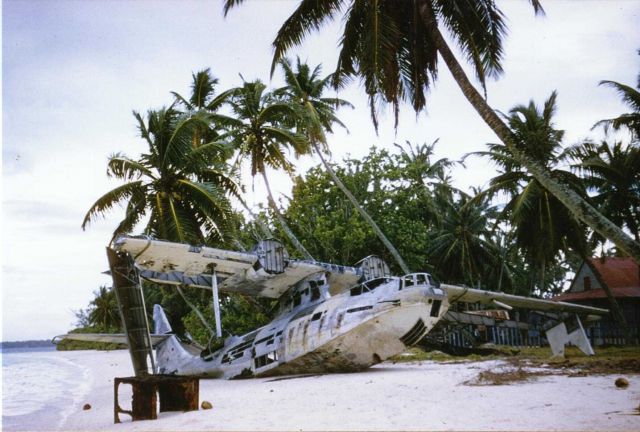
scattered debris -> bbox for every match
[615,377,629,389]
[464,367,553,386]
[201,401,212,410]
[82,404,91,411]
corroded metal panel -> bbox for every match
[114,376,199,423]
[107,247,155,377]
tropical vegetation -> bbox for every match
[224,0,640,263]
[72,31,639,347]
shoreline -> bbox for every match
[3,349,638,431]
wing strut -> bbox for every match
[211,266,222,338]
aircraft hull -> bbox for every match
[154,283,448,379]
[257,302,444,377]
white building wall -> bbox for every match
[569,263,602,292]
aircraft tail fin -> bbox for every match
[153,304,173,334]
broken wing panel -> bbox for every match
[442,284,608,315]
[113,237,361,298]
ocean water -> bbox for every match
[2,347,92,431]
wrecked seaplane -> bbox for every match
[59,236,608,379]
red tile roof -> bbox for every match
[554,257,640,302]
[589,257,639,289]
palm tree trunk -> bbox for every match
[417,2,640,264]
[311,141,412,274]
[260,170,315,261]
[539,261,546,295]
[599,277,633,345]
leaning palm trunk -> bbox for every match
[599,275,633,344]
[260,171,315,261]
[417,3,640,265]
[311,141,412,274]
[418,4,637,344]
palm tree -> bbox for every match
[82,107,240,244]
[88,286,121,331]
[570,141,640,243]
[277,57,412,273]
[471,92,589,293]
[172,69,274,240]
[426,189,498,288]
[570,140,638,345]
[485,228,520,294]
[223,0,640,263]
[593,53,640,138]
[171,68,236,148]
[225,79,314,260]
[393,140,457,227]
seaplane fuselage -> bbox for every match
[155,272,448,379]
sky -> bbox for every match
[2,0,639,341]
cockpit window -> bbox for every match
[364,277,391,290]
[402,275,415,289]
[416,274,428,286]
[350,277,392,296]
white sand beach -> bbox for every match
[7,349,639,431]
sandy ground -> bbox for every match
[37,350,640,431]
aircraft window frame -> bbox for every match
[351,277,393,296]
[350,285,363,296]
[402,275,415,289]
[416,274,428,286]
[364,277,392,290]
[310,286,321,301]
[430,300,442,317]
[254,350,278,369]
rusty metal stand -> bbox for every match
[114,375,199,423]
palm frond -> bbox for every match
[270,0,345,74]
[107,153,155,180]
[82,181,145,230]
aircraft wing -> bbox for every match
[442,284,609,316]
[52,333,170,346]
[113,236,362,298]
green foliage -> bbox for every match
[182,294,274,346]
[570,140,640,244]
[593,52,640,139]
[82,70,242,245]
[224,0,537,128]
[73,285,121,333]
[282,145,454,273]
[470,92,590,293]
[426,190,499,287]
